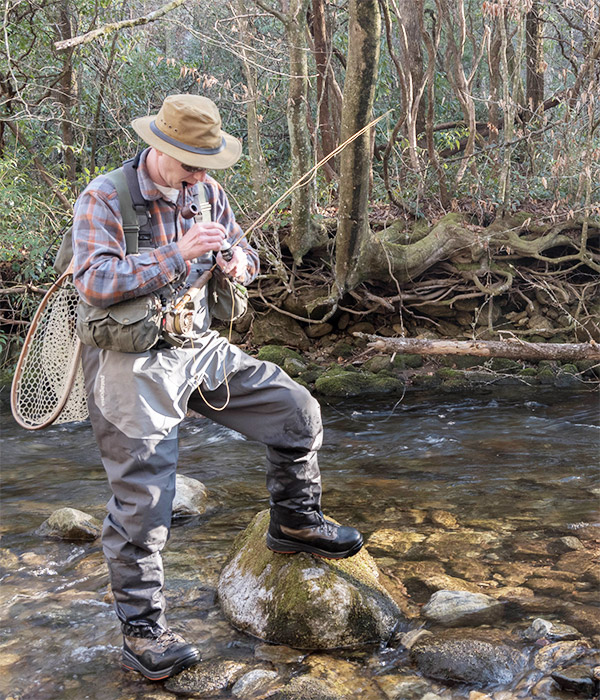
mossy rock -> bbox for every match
[257,345,305,368]
[537,368,556,384]
[439,355,486,369]
[561,363,578,375]
[488,358,522,372]
[440,378,471,392]
[412,373,442,389]
[518,368,538,377]
[283,357,309,377]
[329,341,354,359]
[437,367,462,380]
[218,511,406,650]
[575,359,600,378]
[363,355,394,374]
[392,354,423,369]
[314,370,403,398]
[554,372,583,388]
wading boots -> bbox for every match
[122,624,200,680]
[267,511,363,559]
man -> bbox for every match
[72,94,363,681]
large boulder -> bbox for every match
[218,510,407,649]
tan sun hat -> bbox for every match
[131,94,242,169]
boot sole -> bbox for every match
[266,533,363,559]
[122,648,200,681]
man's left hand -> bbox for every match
[216,246,248,282]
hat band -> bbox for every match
[150,121,226,155]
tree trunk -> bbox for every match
[56,0,76,186]
[360,334,600,363]
[235,0,270,212]
[335,0,381,294]
[283,0,321,262]
[311,0,339,175]
[525,0,544,117]
[396,0,426,140]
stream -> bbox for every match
[1,387,598,699]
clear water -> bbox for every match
[1,388,598,699]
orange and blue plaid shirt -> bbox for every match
[72,149,259,308]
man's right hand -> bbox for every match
[176,222,227,261]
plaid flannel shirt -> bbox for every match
[72,149,259,308]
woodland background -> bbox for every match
[1,0,599,371]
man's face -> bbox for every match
[155,151,207,188]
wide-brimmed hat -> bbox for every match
[131,94,242,169]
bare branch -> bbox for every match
[54,0,188,51]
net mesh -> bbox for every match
[14,276,88,428]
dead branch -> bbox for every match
[357,333,600,362]
[54,0,188,51]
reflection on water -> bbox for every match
[1,388,598,699]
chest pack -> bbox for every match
[67,157,210,353]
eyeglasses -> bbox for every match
[180,163,205,173]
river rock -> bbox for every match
[272,676,342,700]
[172,474,208,518]
[522,618,582,643]
[164,659,247,695]
[534,640,590,672]
[35,507,101,541]
[551,665,598,697]
[410,629,527,685]
[525,577,575,596]
[428,509,459,529]
[414,530,498,562]
[562,603,600,636]
[231,669,280,699]
[218,510,406,649]
[254,644,306,665]
[421,590,504,627]
[374,673,434,700]
[366,529,426,556]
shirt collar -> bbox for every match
[137,148,198,205]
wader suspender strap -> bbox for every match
[105,156,153,255]
[106,168,140,255]
[196,184,212,223]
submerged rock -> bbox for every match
[410,629,527,685]
[218,510,406,649]
[421,590,504,627]
[231,669,280,699]
[164,659,247,696]
[35,507,101,541]
[173,474,208,518]
[551,665,598,698]
[272,676,342,700]
[534,640,590,672]
[522,618,582,643]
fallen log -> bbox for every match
[355,333,600,363]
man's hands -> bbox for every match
[177,222,227,261]
[176,222,248,282]
[216,247,248,282]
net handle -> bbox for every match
[10,260,83,430]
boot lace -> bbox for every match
[316,513,337,537]
[155,629,184,649]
